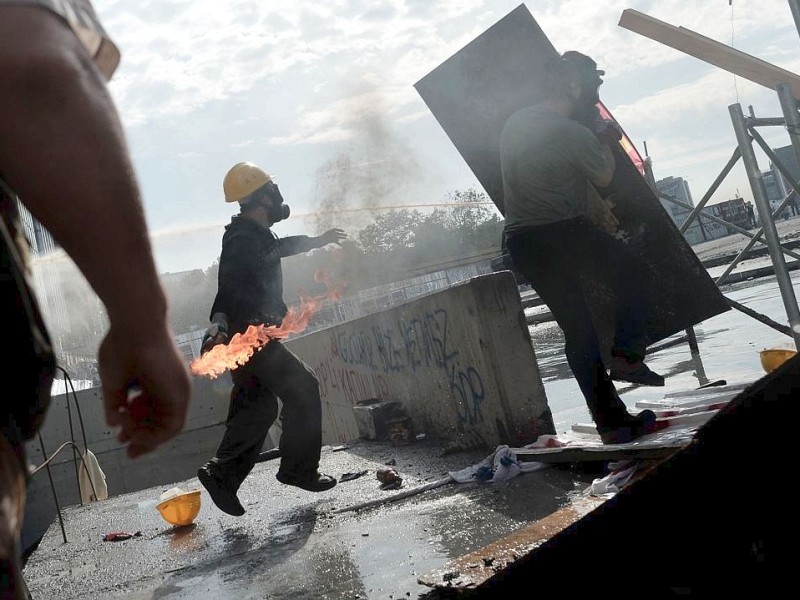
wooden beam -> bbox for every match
[514,443,684,464]
[619,8,800,100]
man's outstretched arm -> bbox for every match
[0,7,190,458]
[277,228,348,257]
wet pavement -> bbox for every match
[23,439,597,599]
[691,215,800,263]
[532,270,798,434]
[24,261,794,599]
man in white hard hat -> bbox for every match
[197,162,346,516]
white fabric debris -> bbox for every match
[589,461,638,497]
[449,444,549,484]
[78,448,108,502]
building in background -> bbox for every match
[714,197,751,231]
[656,176,694,208]
[16,200,70,340]
[655,176,728,245]
[17,201,58,255]
[764,145,800,219]
[772,145,800,195]
[16,199,106,382]
[763,168,786,205]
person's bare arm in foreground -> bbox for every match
[0,7,191,458]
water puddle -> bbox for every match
[528,272,796,432]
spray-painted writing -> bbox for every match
[321,307,485,425]
[315,355,389,405]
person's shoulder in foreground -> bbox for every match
[0,0,120,76]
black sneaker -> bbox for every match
[276,470,337,492]
[609,356,665,386]
[599,409,659,445]
[197,465,245,516]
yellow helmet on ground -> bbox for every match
[223,162,273,203]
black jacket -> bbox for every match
[210,215,319,334]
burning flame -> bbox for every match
[190,270,344,379]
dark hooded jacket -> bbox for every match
[210,215,319,334]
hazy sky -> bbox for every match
[87,0,800,274]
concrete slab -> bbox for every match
[22,439,597,600]
[285,271,554,449]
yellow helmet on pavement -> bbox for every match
[223,162,273,203]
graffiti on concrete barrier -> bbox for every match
[319,307,485,425]
[315,356,389,406]
[449,365,485,427]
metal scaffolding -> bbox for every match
[656,88,800,349]
[620,1,800,351]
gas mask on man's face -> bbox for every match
[561,51,604,125]
[262,182,291,223]
[567,76,605,131]
[567,86,598,128]
[578,76,602,106]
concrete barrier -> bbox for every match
[22,271,553,551]
[286,271,554,449]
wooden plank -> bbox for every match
[663,382,750,398]
[572,409,718,436]
[417,495,606,591]
[636,390,741,410]
[650,401,730,418]
[514,443,683,464]
[619,9,800,99]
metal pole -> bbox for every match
[749,125,800,237]
[747,117,787,127]
[726,297,793,337]
[716,189,796,285]
[729,102,800,347]
[679,147,741,233]
[789,0,800,41]
[646,334,689,355]
[38,431,67,544]
[690,350,709,387]
[685,326,699,354]
[660,192,800,260]
[63,381,82,505]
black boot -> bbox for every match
[197,464,245,516]
[609,355,665,387]
[598,409,658,445]
[276,470,337,492]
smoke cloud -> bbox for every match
[310,94,426,234]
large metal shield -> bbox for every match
[414,3,730,348]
